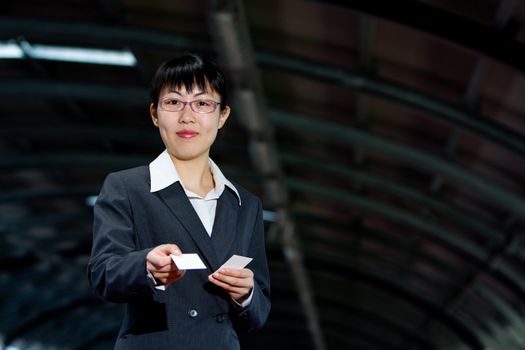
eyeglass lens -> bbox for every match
[160,99,219,113]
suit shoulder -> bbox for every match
[103,166,149,189]
[106,165,148,180]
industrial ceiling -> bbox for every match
[1,0,525,349]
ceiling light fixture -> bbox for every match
[0,41,24,58]
[263,210,278,222]
[0,40,136,66]
[85,195,98,207]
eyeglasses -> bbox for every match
[158,98,221,114]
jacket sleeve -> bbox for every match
[87,173,155,303]
[230,198,271,333]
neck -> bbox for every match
[169,153,215,196]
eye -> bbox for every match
[164,98,181,105]
[196,100,212,107]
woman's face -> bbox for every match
[150,84,230,163]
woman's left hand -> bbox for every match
[208,268,254,304]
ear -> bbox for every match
[218,105,231,129]
[150,103,159,127]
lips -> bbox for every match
[176,130,199,138]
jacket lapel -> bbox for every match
[155,182,220,271]
[210,189,239,264]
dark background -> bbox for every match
[1,1,525,349]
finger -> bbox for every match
[217,268,253,279]
[154,269,185,279]
[208,274,244,291]
[153,269,185,283]
[147,262,176,273]
[147,254,173,269]
[208,275,250,298]
[212,269,253,285]
[147,256,166,269]
[166,244,182,256]
[209,271,253,289]
[147,244,182,267]
[152,244,182,256]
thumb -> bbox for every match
[167,244,182,256]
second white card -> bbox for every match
[219,255,253,270]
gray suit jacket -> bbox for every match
[87,166,271,349]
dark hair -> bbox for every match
[149,53,229,111]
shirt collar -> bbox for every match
[149,150,241,206]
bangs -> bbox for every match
[163,69,211,94]
[150,53,228,108]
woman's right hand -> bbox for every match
[146,244,185,286]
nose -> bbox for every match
[178,103,195,123]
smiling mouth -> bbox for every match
[176,130,199,138]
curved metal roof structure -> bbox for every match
[1,0,525,349]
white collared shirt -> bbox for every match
[149,149,241,236]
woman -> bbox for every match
[87,53,271,349]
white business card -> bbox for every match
[171,253,207,270]
[219,255,253,270]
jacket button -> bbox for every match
[216,314,224,323]
[188,309,198,318]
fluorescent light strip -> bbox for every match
[0,40,136,66]
[85,195,98,207]
[263,210,278,222]
[26,43,137,66]
[0,42,23,58]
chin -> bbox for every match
[169,150,207,162]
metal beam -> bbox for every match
[271,109,525,218]
[300,226,455,299]
[0,213,90,233]
[0,187,99,203]
[257,51,525,158]
[430,0,511,196]
[2,296,102,346]
[408,3,520,348]
[0,16,209,51]
[288,179,525,349]
[290,176,525,294]
[306,262,484,349]
[289,178,486,261]
[273,109,525,348]
[293,208,457,273]
[302,220,522,349]
[324,304,437,350]
[281,152,506,244]
[0,153,150,169]
[353,14,375,173]
[0,125,158,143]
[209,1,326,349]
[0,79,147,104]
[478,286,525,348]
